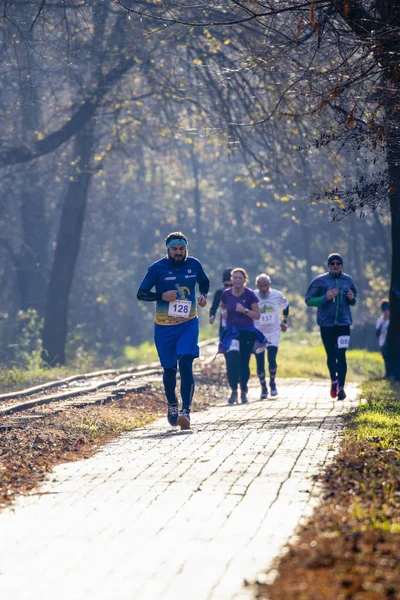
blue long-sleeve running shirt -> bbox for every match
[137,256,210,326]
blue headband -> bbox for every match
[166,238,187,250]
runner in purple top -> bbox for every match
[219,268,261,405]
[222,286,259,328]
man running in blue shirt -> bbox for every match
[137,232,209,429]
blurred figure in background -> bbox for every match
[376,299,390,378]
[209,268,233,333]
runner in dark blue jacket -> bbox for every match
[305,253,357,400]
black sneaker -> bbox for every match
[330,380,338,398]
[260,386,268,400]
[167,404,179,427]
[228,391,238,405]
[270,383,278,397]
[337,387,346,401]
[241,392,248,404]
[178,409,191,430]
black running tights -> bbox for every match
[225,331,257,392]
[163,354,194,411]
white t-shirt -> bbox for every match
[253,288,289,347]
[376,315,389,348]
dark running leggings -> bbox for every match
[163,354,194,411]
[225,330,257,393]
[320,325,350,388]
[255,346,279,384]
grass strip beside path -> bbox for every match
[257,380,400,600]
[1,334,385,394]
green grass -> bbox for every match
[123,342,159,365]
[341,380,400,536]
[249,331,384,381]
[349,379,400,448]
[0,364,77,394]
[0,330,385,393]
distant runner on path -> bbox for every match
[305,253,357,400]
[219,268,264,405]
[137,232,209,430]
[253,274,289,399]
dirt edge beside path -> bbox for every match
[0,377,221,509]
[256,417,400,599]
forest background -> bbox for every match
[0,0,393,372]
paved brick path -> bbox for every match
[0,379,359,600]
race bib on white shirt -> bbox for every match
[337,335,350,349]
[168,300,191,319]
[260,312,276,325]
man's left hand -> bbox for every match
[347,290,354,301]
[198,295,207,308]
[280,321,288,332]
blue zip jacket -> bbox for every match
[219,325,268,354]
[305,271,357,327]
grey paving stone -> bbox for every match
[0,379,359,600]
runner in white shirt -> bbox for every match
[253,274,289,398]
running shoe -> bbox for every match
[178,409,191,430]
[337,387,346,401]
[260,386,268,400]
[228,391,238,405]
[167,404,179,427]
[330,380,338,399]
[270,383,278,397]
[241,392,248,404]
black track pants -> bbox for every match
[320,325,350,388]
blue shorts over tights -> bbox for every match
[154,318,200,369]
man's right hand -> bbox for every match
[209,316,215,324]
[162,290,178,301]
[326,288,339,300]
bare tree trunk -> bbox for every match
[42,120,96,365]
[385,95,400,380]
[190,145,202,252]
[373,212,391,264]
[298,205,314,331]
[16,22,49,314]
[349,215,367,322]
[18,165,49,315]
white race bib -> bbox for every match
[337,335,350,349]
[260,312,276,325]
[168,300,191,319]
[221,318,227,328]
[228,339,240,352]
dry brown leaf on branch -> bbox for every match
[296,16,304,43]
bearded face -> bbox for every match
[167,244,187,264]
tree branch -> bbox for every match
[0,56,136,170]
